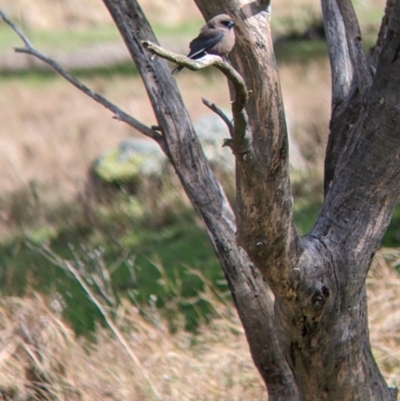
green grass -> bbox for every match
[0,39,330,87]
[1,179,400,335]
[0,11,381,86]
[0,25,23,51]
[0,19,206,84]
[0,61,140,87]
[294,200,322,235]
[26,25,121,52]
[0,24,119,52]
[153,19,203,38]
[0,19,203,53]
[0,5,383,55]
[381,205,400,247]
[0,199,223,334]
[274,38,328,64]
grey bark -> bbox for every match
[102,0,400,399]
[191,2,397,400]
[100,1,298,399]
[100,0,400,399]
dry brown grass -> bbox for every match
[279,59,331,166]
[0,294,265,400]
[368,249,400,388]
[0,70,232,237]
[0,0,386,30]
[0,249,399,400]
[0,0,200,29]
[0,59,330,238]
[0,0,388,237]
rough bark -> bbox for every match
[103,0,399,399]
[322,0,353,108]
[323,0,397,196]
[193,0,302,296]
[101,1,298,399]
[321,0,357,195]
[369,0,397,72]
[193,1,399,400]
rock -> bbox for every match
[92,138,166,185]
[92,112,306,188]
[194,112,235,174]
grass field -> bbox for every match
[0,54,330,334]
[0,249,399,400]
[0,0,397,329]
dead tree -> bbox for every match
[2,0,400,399]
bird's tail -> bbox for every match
[171,65,183,75]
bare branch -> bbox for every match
[324,89,361,196]
[369,0,396,72]
[0,11,33,48]
[201,97,234,138]
[335,0,372,97]
[321,0,353,107]
[142,40,248,113]
[0,11,161,143]
[104,2,299,396]
[142,40,249,154]
[314,0,400,288]
[322,0,374,195]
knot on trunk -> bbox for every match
[311,284,330,310]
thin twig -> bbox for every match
[64,261,162,401]
[31,243,162,401]
[321,0,353,107]
[201,98,234,138]
[142,40,249,152]
[0,11,162,143]
[0,11,33,48]
[91,273,116,307]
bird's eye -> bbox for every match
[222,20,234,28]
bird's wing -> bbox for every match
[188,31,224,59]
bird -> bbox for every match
[171,14,235,75]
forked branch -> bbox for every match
[321,0,353,108]
[142,40,249,151]
[0,11,161,143]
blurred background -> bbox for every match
[0,1,399,400]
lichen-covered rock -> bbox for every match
[92,112,306,188]
[92,138,167,185]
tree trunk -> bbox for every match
[64,0,400,399]
[192,1,400,398]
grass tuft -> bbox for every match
[0,247,399,399]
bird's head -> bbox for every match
[209,14,235,30]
